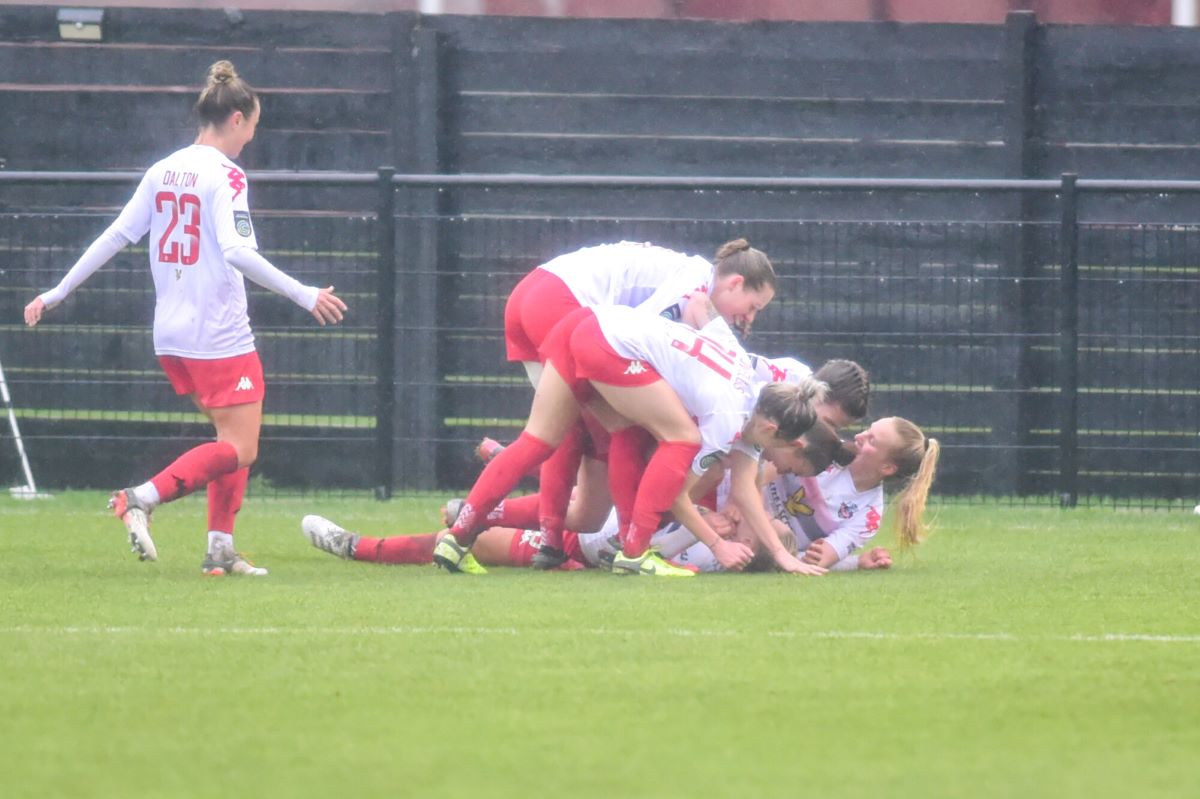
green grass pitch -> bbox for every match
[1,492,1198,798]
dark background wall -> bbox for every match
[0,6,1197,503]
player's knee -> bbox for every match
[237,442,259,468]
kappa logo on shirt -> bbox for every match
[624,360,648,375]
[235,376,254,392]
[224,164,246,200]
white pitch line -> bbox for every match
[0,626,1198,644]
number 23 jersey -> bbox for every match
[110,144,260,359]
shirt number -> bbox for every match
[670,332,738,381]
[156,192,201,265]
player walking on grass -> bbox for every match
[23,60,346,575]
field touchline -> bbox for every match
[1,626,1199,644]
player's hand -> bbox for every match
[860,547,892,570]
[705,510,735,539]
[802,538,834,565]
[24,297,46,327]
[711,538,753,571]
[774,549,826,576]
[311,286,347,326]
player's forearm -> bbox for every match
[225,246,319,310]
[671,493,720,550]
[39,226,131,309]
[829,554,861,572]
[729,475,783,557]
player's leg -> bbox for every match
[109,355,255,563]
[436,361,580,572]
[200,400,266,575]
[589,380,701,561]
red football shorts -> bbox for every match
[504,267,582,362]
[537,306,596,404]
[158,351,265,408]
[569,313,662,388]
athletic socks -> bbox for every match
[449,431,554,546]
[489,494,540,529]
[623,440,701,558]
[149,441,240,504]
[607,427,652,537]
[207,466,248,534]
[536,423,584,551]
[353,533,438,565]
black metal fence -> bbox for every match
[1,172,1198,508]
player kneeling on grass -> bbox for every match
[22,61,346,575]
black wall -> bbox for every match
[1,7,1197,503]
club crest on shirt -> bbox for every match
[698,452,721,471]
[234,210,253,237]
[837,501,857,520]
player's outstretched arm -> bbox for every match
[728,450,825,576]
[225,246,347,325]
[25,226,133,327]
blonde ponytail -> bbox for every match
[884,418,940,549]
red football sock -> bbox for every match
[623,440,700,558]
[206,466,248,534]
[607,427,652,539]
[536,423,584,551]
[488,494,540,529]
[450,431,554,545]
[150,441,240,504]
[353,533,438,565]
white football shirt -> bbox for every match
[538,241,715,320]
[762,464,884,561]
[110,144,260,358]
[592,305,760,474]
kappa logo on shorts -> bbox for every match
[624,360,648,375]
[235,376,254,391]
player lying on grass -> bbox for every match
[302,413,936,575]
[301,504,798,574]
[300,422,869,574]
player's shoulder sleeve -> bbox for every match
[640,257,715,321]
[109,170,156,243]
[207,160,258,252]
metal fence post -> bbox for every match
[374,166,397,500]
[1059,173,1080,508]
